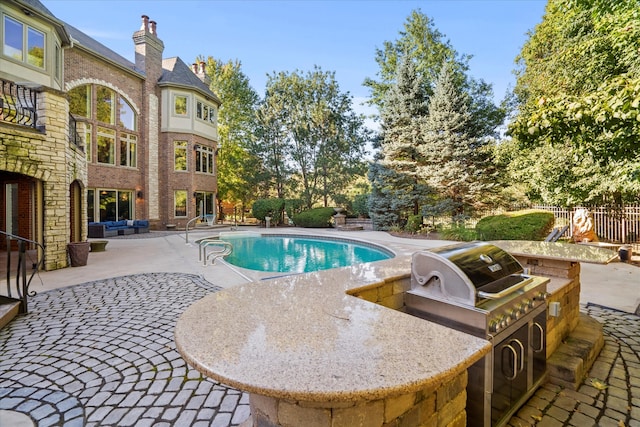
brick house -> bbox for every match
[1,0,220,270]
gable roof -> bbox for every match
[161,57,221,105]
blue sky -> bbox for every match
[44,0,547,114]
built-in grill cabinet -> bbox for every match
[405,242,549,427]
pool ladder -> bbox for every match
[198,238,233,265]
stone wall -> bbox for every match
[513,255,581,358]
[249,370,468,427]
[0,87,87,270]
[348,275,411,311]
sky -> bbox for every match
[43,0,548,118]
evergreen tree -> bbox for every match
[418,62,497,219]
[368,56,432,229]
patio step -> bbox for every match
[0,297,21,329]
[547,313,604,390]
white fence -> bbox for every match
[533,205,640,244]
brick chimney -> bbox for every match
[193,61,211,86]
[133,14,164,78]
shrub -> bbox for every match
[292,207,336,228]
[475,209,555,241]
[252,199,285,224]
[352,193,370,218]
[441,225,478,241]
[405,214,423,234]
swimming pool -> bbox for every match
[218,233,394,273]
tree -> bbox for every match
[508,0,640,206]
[202,57,261,218]
[364,9,504,139]
[369,56,432,228]
[418,61,498,218]
[255,67,370,209]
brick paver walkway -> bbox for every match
[0,273,249,426]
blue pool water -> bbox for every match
[219,234,394,273]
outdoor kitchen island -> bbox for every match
[175,256,491,427]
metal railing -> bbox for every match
[0,79,38,129]
[197,238,233,265]
[1,231,45,314]
[68,113,84,149]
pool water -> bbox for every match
[219,234,393,273]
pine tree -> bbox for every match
[418,61,497,220]
[368,56,432,229]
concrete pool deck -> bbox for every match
[1,227,639,426]
[17,227,640,314]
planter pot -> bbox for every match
[68,242,90,267]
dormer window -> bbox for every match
[3,15,45,69]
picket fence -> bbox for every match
[532,205,640,244]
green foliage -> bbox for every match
[440,225,478,242]
[203,57,260,208]
[251,198,285,223]
[352,193,370,218]
[291,207,336,228]
[284,199,305,218]
[255,67,371,208]
[509,0,640,206]
[475,210,555,241]
[405,215,423,233]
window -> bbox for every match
[118,97,136,130]
[195,191,215,218]
[174,141,187,171]
[174,190,187,217]
[195,145,215,174]
[97,126,115,164]
[85,123,92,162]
[3,15,45,69]
[196,100,217,123]
[96,86,115,124]
[69,85,91,118]
[88,189,133,221]
[120,133,137,167]
[54,43,61,81]
[174,95,188,116]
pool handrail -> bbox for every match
[198,238,233,265]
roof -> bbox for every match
[160,57,221,105]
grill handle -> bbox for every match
[502,344,518,380]
[532,322,545,352]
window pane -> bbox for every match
[55,44,61,80]
[195,150,202,172]
[27,27,44,68]
[196,101,203,119]
[129,138,137,168]
[99,190,117,221]
[87,189,95,223]
[118,97,136,130]
[96,86,115,124]
[118,191,132,220]
[174,190,187,217]
[97,127,115,164]
[174,95,187,115]
[3,16,23,61]
[174,141,187,171]
[69,85,91,118]
[85,124,92,162]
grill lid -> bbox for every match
[411,241,528,305]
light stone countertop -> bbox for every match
[492,240,619,264]
[175,256,492,402]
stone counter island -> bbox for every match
[175,257,491,427]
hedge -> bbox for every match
[292,207,336,228]
[475,209,555,241]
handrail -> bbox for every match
[1,230,45,314]
[0,79,38,129]
[197,238,233,265]
[185,215,202,244]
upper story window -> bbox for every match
[118,97,136,130]
[195,145,215,175]
[69,85,91,118]
[174,141,187,171]
[196,100,217,124]
[96,86,115,124]
[174,95,188,116]
[3,15,45,69]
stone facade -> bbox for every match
[249,370,468,427]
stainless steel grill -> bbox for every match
[406,241,549,427]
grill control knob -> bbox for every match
[489,318,502,333]
[508,308,521,321]
[534,291,549,302]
